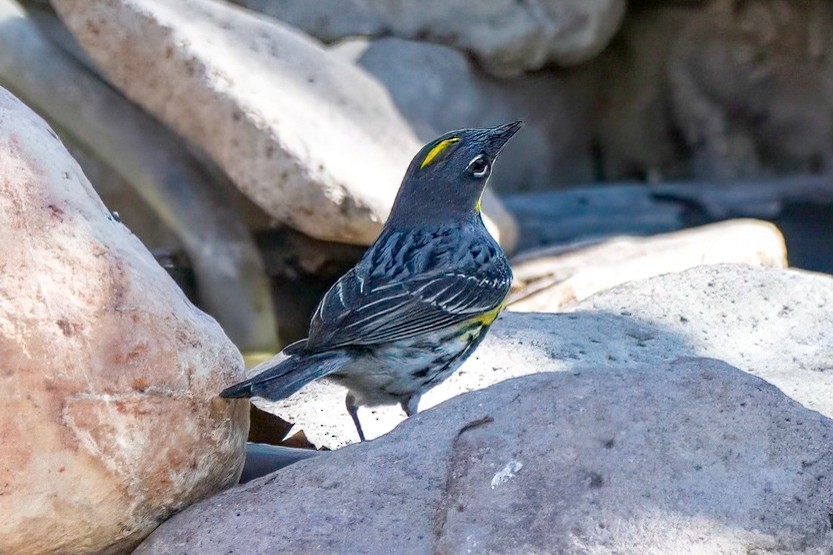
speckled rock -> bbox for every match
[51,0,516,249]
[0,86,248,554]
[134,357,833,554]
[255,264,833,448]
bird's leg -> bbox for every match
[345,393,366,442]
[401,394,421,417]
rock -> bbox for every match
[134,357,833,554]
[0,87,248,554]
[594,1,833,181]
[508,219,787,312]
[0,0,278,353]
[233,0,627,76]
[332,37,598,192]
[51,0,516,249]
[572,263,833,419]
[667,0,833,179]
[254,264,833,448]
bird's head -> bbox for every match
[386,121,523,227]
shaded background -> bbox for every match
[7,0,833,354]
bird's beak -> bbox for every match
[486,120,523,154]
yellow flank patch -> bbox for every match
[471,305,503,326]
[475,196,482,212]
[420,137,460,169]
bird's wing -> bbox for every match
[305,267,511,351]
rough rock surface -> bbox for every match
[332,36,597,192]
[51,0,516,248]
[255,264,833,448]
[234,0,627,76]
[0,87,248,554]
[135,357,833,554]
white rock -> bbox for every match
[256,264,833,448]
[51,0,516,249]
[235,0,627,76]
[0,87,248,554]
[135,357,833,554]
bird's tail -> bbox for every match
[219,349,352,401]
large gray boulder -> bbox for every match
[234,0,627,76]
[256,264,833,448]
[51,0,517,248]
[134,357,833,554]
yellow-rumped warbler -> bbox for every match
[221,121,522,441]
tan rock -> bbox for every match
[0,0,278,354]
[508,219,787,312]
[0,86,248,554]
[51,0,516,250]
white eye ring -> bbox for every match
[467,155,490,178]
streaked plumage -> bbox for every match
[221,121,522,440]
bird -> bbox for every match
[220,121,522,441]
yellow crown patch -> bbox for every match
[420,137,460,169]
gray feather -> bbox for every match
[219,350,353,401]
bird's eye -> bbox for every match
[467,155,490,178]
